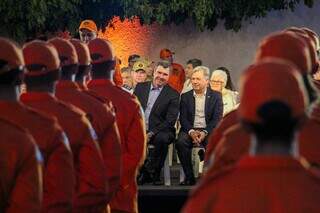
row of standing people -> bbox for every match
[0,35,146,213]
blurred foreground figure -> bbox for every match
[0,37,74,212]
[21,40,107,212]
[183,60,320,213]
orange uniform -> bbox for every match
[0,101,74,212]
[20,92,107,212]
[204,109,238,164]
[168,63,186,93]
[209,124,250,173]
[88,79,146,213]
[183,156,320,213]
[56,80,121,202]
[113,57,123,87]
[210,116,320,177]
[0,119,42,213]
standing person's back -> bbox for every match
[21,40,108,212]
[0,101,75,212]
[88,38,146,213]
[0,119,42,213]
[0,37,74,212]
[54,38,122,204]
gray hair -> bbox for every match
[192,66,210,80]
[210,69,228,87]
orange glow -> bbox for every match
[99,16,159,67]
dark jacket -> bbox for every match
[179,88,223,134]
[134,81,180,135]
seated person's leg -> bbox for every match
[150,131,175,183]
[176,131,195,185]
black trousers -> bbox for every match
[142,130,175,178]
[176,131,208,180]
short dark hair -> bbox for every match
[128,54,140,63]
[187,59,202,68]
[242,101,299,144]
[91,60,116,79]
[156,60,171,69]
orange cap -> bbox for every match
[23,40,60,76]
[284,27,307,35]
[239,59,307,123]
[79,19,98,33]
[256,32,311,74]
[0,37,24,74]
[88,38,115,64]
[160,48,174,59]
[301,27,320,51]
[70,39,91,66]
[285,31,318,74]
[48,37,78,66]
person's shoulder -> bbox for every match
[82,90,110,104]
[136,81,151,90]
[0,118,36,148]
[183,89,193,96]
[54,99,86,119]
[180,89,193,100]
[208,87,222,97]
[112,85,142,108]
[114,85,136,99]
[0,118,30,135]
[165,84,180,97]
[22,104,62,132]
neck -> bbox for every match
[92,70,114,82]
[152,81,163,88]
[194,87,206,95]
[254,139,293,156]
[0,86,19,101]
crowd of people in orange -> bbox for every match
[0,18,320,213]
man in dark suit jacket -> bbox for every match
[176,66,223,185]
[134,61,180,185]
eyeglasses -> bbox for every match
[210,80,224,84]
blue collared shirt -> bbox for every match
[144,84,163,131]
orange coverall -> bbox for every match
[183,156,320,213]
[168,63,186,93]
[0,119,42,213]
[56,80,121,203]
[20,92,108,212]
[0,101,74,212]
[88,79,146,213]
